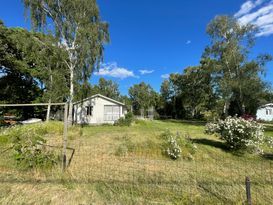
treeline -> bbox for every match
[97,16,273,120]
[0,0,108,121]
[1,14,273,121]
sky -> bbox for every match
[0,0,273,95]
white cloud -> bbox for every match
[161,74,170,79]
[186,40,191,45]
[94,62,137,79]
[235,0,265,18]
[139,69,154,75]
[235,0,273,37]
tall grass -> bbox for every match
[0,120,273,204]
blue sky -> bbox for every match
[0,0,273,95]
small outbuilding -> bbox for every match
[256,103,273,121]
[73,94,127,125]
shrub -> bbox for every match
[205,116,264,153]
[165,136,181,160]
[115,135,159,156]
[1,124,59,169]
[114,112,134,126]
[161,130,197,160]
[202,110,220,122]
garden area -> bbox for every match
[1,119,273,204]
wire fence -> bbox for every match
[62,137,273,204]
[1,107,273,204]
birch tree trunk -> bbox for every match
[68,67,74,125]
[46,73,53,122]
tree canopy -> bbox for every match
[23,0,109,123]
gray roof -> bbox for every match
[73,94,125,106]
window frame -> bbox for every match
[104,105,120,121]
[86,106,93,116]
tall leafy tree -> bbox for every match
[23,0,109,123]
[129,82,157,115]
[159,66,215,119]
[203,15,271,117]
[178,66,215,118]
[94,78,120,100]
[0,21,69,119]
[74,77,120,102]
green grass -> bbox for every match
[0,120,273,204]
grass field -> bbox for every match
[1,120,273,204]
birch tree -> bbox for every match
[23,0,109,124]
[203,16,271,117]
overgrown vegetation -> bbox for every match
[1,120,273,204]
[160,130,197,160]
[114,112,134,126]
[0,123,61,169]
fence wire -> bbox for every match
[1,120,273,204]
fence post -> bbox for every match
[62,102,68,171]
[245,176,252,205]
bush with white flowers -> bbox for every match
[205,116,264,153]
[161,130,197,160]
[166,136,181,160]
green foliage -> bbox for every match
[1,124,60,169]
[115,135,159,157]
[202,110,220,122]
[0,22,69,119]
[23,0,110,122]
[114,112,134,126]
[160,130,197,160]
[203,15,272,117]
[159,66,216,119]
[75,77,121,102]
[129,82,158,115]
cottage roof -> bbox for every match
[259,103,273,109]
[73,94,125,106]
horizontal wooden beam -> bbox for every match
[0,103,66,107]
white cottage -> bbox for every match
[256,103,273,121]
[73,94,127,125]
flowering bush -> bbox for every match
[161,130,197,160]
[166,136,181,160]
[205,116,264,153]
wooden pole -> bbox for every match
[46,99,51,122]
[245,176,252,205]
[62,103,68,171]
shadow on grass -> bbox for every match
[191,138,229,152]
[264,125,273,132]
[262,153,273,160]
[159,119,206,126]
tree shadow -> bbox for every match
[191,138,229,152]
[264,124,273,131]
[159,119,206,126]
[262,153,273,160]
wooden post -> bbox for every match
[62,103,68,171]
[245,176,252,205]
[46,99,51,122]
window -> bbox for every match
[86,106,93,116]
[104,105,120,121]
[266,109,272,115]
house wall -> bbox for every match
[73,96,125,124]
[256,107,273,121]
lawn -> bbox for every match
[0,120,273,204]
